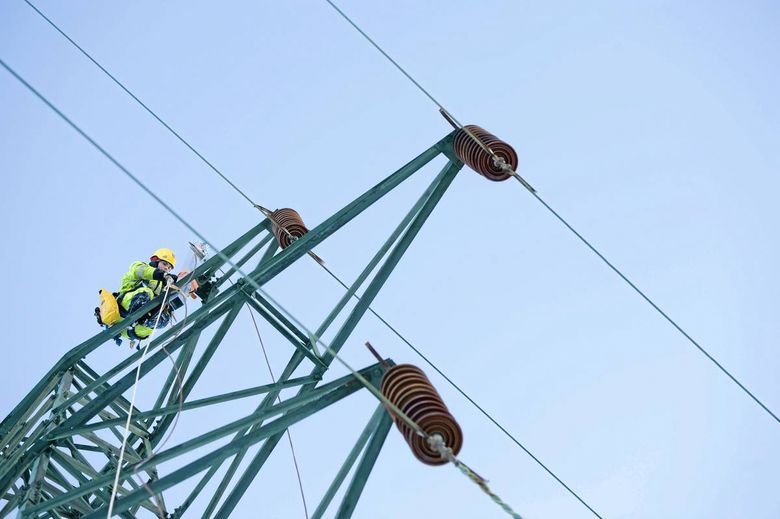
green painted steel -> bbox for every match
[0,131,464,518]
[334,410,394,519]
[311,404,388,519]
[208,159,464,519]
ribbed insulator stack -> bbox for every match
[452,125,518,181]
[271,208,308,249]
[380,364,463,465]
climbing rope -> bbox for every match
[106,281,174,518]
[119,273,195,518]
[222,269,311,519]
[246,307,310,519]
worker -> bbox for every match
[115,248,179,343]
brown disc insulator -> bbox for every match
[380,364,463,465]
[271,208,308,249]
[452,125,518,182]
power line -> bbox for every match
[317,263,603,518]
[530,192,780,422]
[0,57,525,519]
[16,6,602,516]
[320,0,779,425]
[22,0,258,208]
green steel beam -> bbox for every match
[213,232,274,286]
[76,365,384,519]
[320,159,461,369]
[0,300,240,492]
[208,363,387,519]
[193,220,271,280]
[2,133,465,517]
[311,404,386,519]
[312,159,444,340]
[237,287,326,369]
[247,136,451,289]
[242,287,309,344]
[194,350,310,518]
[0,221,275,442]
[257,237,280,266]
[149,330,200,421]
[209,159,462,519]
[146,302,245,449]
[66,299,237,429]
[24,365,383,516]
[0,377,57,449]
[47,375,316,439]
[334,409,393,519]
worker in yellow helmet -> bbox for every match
[115,248,178,344]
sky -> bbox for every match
[1,1,779,518]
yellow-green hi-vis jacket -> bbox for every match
[118,261,166,311]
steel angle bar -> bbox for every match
[79,366,379,519]
[216,232,275,284]
[195,220,271,279]
[147,302,244,449]
[312,159,446,342]
[150,330,200,419]
[49,375,316,439]
[311,404,386,519]
[320,159,462,369]
[248,140,446,289]
[237,288,327,369]
[334,409,393,519]
[0,302,236,493]
[25,365,381,516]
[185,349,309,518]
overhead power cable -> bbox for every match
[320,0,779,425]
[17,5,595,515]
[22,0,257,209]
[0,57,525,519]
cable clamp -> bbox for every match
[427,433,455,463]
[492,156,508,170]
[253,203,273,217]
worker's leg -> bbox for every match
[118,288,158,341]
[138,307,171,330]
[120,288,154,314]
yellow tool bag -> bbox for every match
[98,289,121,326]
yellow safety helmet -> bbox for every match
[151,248,176,268]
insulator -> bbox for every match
[380,364,463,465]
[271,208,308,249]
[452,125,518,182]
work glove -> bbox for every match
[153,267,178,284]
[164,273,178,286]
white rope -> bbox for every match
[106,282,173,518]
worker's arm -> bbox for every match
[130,261,175,283]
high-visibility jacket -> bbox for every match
[117,261,166,311]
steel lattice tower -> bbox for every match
[0,131,467,518]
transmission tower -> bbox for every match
[0,126,517,518]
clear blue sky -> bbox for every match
[1,1,779,517]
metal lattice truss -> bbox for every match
[0,131,464,518]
